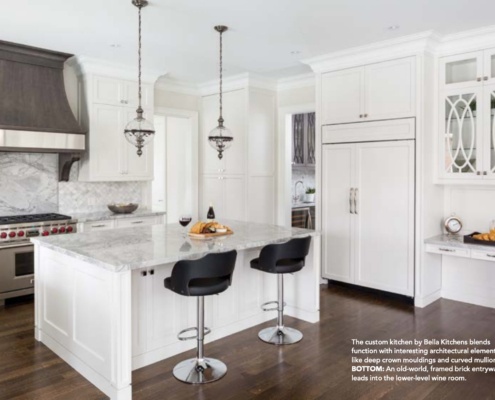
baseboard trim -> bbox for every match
[415,290,442,308]
[327,280,415,305]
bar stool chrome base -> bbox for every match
[173,357,227,384]
[258,326,303,345]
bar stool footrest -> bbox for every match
[177,326,211,341]
[261,300,286,312]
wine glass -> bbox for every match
[179,214,192,237]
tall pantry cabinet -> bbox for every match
[306,46,444,304]
[200,85,276,223]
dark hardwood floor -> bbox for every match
[2,286,495,400]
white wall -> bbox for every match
[278,86,315,108]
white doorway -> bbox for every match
[152,108,199,223]
[277,103,316,228]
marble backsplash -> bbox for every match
[58,181,143,214]
[0,152,58,215]
[292,165,316,200]
[0,152,144,216]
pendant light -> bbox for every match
[124,0,154,157]
[208,25,233,160]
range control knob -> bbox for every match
[17,231,25,237]
[0,232,7,239]
[42,231,49,237]
[51,227,58,234]
[59,226,66,233]
[67,226,73,233]
[9,231,16,238]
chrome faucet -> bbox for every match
[294,180,305,203]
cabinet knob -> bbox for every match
[477,77,482,82]
[484,76,489,81]
[141,271,147,277]
[149,269,154,275]
[483,171,488,175]
[364,114,368,118]
[477,171,481,175]
[359,114,363,118]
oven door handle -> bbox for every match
[0,242,33,250]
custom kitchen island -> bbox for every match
[31,220,320,400]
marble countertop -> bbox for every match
[32,220,319,272]
[292,202,315,209]
[425,234,495,252]
[70,209,166,223]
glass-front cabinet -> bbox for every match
[439,49,495,183]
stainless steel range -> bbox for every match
[0,213,77,306]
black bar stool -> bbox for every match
[164,250,237,384]
[250,236,311,345]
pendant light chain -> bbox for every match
[218,29,223,126]
[137,3,143,113]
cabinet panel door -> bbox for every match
[321,67,363,125]
[201,94,226,174]
[200,176,224,220]
[91,104,123,179]
[321,144,355,282]
[123,108,153,180]
[93,76,122,105]
[440,51,483,90]
[123,81,152,109]
[364,57,416,121]
[222,90,246,174]
[440,88,484,179]
[224,176,245,221]
[131,269,147,356]
[354,141,414,296]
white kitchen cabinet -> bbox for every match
[79,103,153,181]
[201,89,246,175]
[78,215,163,233]
[200,85,275,223]
[322,133,415,296]
[200,175,245,221]
[93,75,152,108]
[439,49,495,183]
[321,57,416,125]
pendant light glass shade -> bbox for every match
[125,0,154,157]
[208,25,233,160]
[124,108,154,157]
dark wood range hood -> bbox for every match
[0,40,86,153]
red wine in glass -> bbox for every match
[179,215,192,236]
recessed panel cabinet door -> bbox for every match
[224,176,245,221]
[321,68,363,125]
[354,141,415,296]
[321,144,355,283]
[123,81,152,109]
[201,94,226,174]
[91,104,123,178]
[364,57,416,121]
[221,90,246,174]
[93,76,122,105]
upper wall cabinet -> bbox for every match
[292,112,316,166]
[321,57,416,125]
[93,76,152,108]
[439,49,495,182]
[78,74,154,182]
[440,48,495,89]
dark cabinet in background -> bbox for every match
[292,112,316,167]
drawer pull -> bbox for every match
[91,224,107,228]
[486,254,495,258]
[439,247,455,252]
[131,221,144,224]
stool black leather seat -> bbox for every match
[164,250,237,384]
[251,236,311,345]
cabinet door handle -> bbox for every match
[354,188,358,214]
[141,271,147,277]
[477,77,482,82]
[91,224,107,228]
[486,254,495,258]
[349,188,354,214]
[131,221,143,224]
[439,248,455,252]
